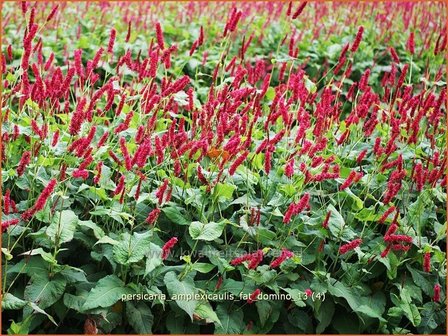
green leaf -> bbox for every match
[113,231,152,265]
[215,304,244,334]
[315,299,335,334]
[344,188,364,211]
[78,219,105,240]
[145,243,163,276]
[164,271,198,320]
[201,246,234,273]
[304,75,317,94]
[400,288,422,327]
[220,279,255,296]
[46,210,78,244]
[28,302,58,326]
[327,205,355,240]
[63,292,89,312]
[256,300,281,327]
[379,251,400,280]
[7,256,49,277]
[8,316,32,335]
[2,248,13,261]
[191,263,215,273]
[327,280,360,311]
[189,221,226,241]
[20,248,57,265]
[59,266,87,283]
[288,307,313,332]
[282,288,306,307]
[126,301,154,334]
[162,206,191,225]
[83,275,133,310]
[407,265,433,296]
[2,293,27,310]
[418,302,441,334]
[406,190,436,236]
[357,305,386,322]
[35,202,52,223]
[77,35,90,48]
[213,183,236,202]
[265,87,275,100]
[24,273,66,310]
[194,302,221,325]
[95,235,119,246]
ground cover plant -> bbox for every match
[1,1,447,334]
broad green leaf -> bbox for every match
[357,305,386,322]
[282,288,306,307]
[256,300,281,327]
[215,304,244,334]
[2,293,27,310]
[8,317,32,335]
[327,280,360,311]
[201,246,234,273]
[94,235,119,246]
[265,87,275,100]
[213,183,236,202]
[164,271,198,320]
[59,266,87,283]
[287,307,313,332]
[46,210,78,244]
[28,302,58,326]
[83,275,133,310]
[406,190,436,236]
[7,256,49,277]
[194,302,221,325]
[24,273,66,310]
[327,205,355,240]
[344,188,364,211]
[19,248,57,265]
[189,221,226,241]
[78,219,105,239]
[316,299,335,334]
[162,206,191,225]
[400,288,422,327]
[63,291,89,312]
[145,243,163,275]
[126,301,154,334]
[113,231,152,265]
[191,263,215,273]
[407,265,433,296]
[220,279,255,296]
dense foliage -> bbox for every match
[1,1,447,334]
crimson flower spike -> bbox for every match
[350,26,364,53]
[292,2,307,19]
[155,22,165,50]
[108,28,116,54]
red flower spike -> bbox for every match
[350,26,364,53]
[161,237,178,260]
[423,252,431,272]
[2,218,20,232]
[339,238,362,255]
[247,289,261,304]
[292,2,307,19]
[146,208,161,225]
[433,284,441,302]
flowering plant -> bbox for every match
[1,1,446,334]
